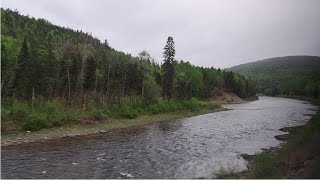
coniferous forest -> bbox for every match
[1,8,256,131]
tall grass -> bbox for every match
[1,98,221,132]
[248,151,282,178]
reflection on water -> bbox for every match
[1,96,317,179]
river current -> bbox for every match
[1,96,318,178]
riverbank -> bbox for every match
[2,92,251,147]
[210,92,252,104]
[1,107,227,147]
[219,97,320,179]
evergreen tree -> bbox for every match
[162,36,175,100]
[14,37,31,99]
[1,8,257,106]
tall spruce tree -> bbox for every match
[14,37,31,99]
[162,36,175,100]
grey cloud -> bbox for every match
[2,0,320,68]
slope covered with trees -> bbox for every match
[228,56,320,98]
[1,8,256,131]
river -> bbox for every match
[1,96,318,179]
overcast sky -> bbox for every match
[2,0,320,68]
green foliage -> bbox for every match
[110,102,139,119]
[23,113,51,131]
[146,99,173,114]
[1,8,255,132]
[3,100,71,131]
[1,107,11,122]
[214,168,240,179]
[1,36,20,97]
[27,102,67,130]
[286,102,320,148]
[229,56,320,98]
[10,101,30,122]
[41,101,68,126]
[145,98,220,114]
[1,8,255,105]
[249,151,281,178]
[183,98,203,112]
[162,36,176,100]
[89,109,109,121]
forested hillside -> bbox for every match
[228,56,320,97]
[1,8,255,131]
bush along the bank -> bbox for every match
[2,100,72,131]
[248,151,283,178]
[1,98,221,132]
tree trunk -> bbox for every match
[80,57,85,108]
[67,65,71,105]
[122,73,127,98]
[142,79,145,98]
[94,68,98,94]
[32,87,35,110]
[106,64,111,104]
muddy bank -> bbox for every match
[210,92,248,104]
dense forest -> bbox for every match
[228,56,320,98]
[1,8,256,131]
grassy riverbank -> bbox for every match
[215,97,320,179]
[1,98,227,146]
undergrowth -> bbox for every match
[1,98,221,132]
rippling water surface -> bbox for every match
[1,96,318,178]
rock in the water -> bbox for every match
[119,172,134,178]
[97,157,105,161]
[275,134,290,141]
[126,173,134,178]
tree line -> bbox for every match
[1,8,256,108]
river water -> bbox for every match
[1,96,318,179]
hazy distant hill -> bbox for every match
[228,56,320,97]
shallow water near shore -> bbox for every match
[1,96,317,179]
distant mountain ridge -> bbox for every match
[228,56,320,97]
[228,56,320,74]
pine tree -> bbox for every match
[162,36,175,100]
[14,37,31,99]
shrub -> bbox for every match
[42,100,64,115]
[111,102,139,119]
[206,101,220,110]
[168,101,184,111]
[140,97,158,109]
[214,168,239,179]
[90,109,109,121]
[120,104,139,119]
[183,98,202,112]
[250,151,280,178]
[1,107,11,122]
[10,101,30,122]
[146,99,171,114]
[23,113,51,131]
[145,98,220,114]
